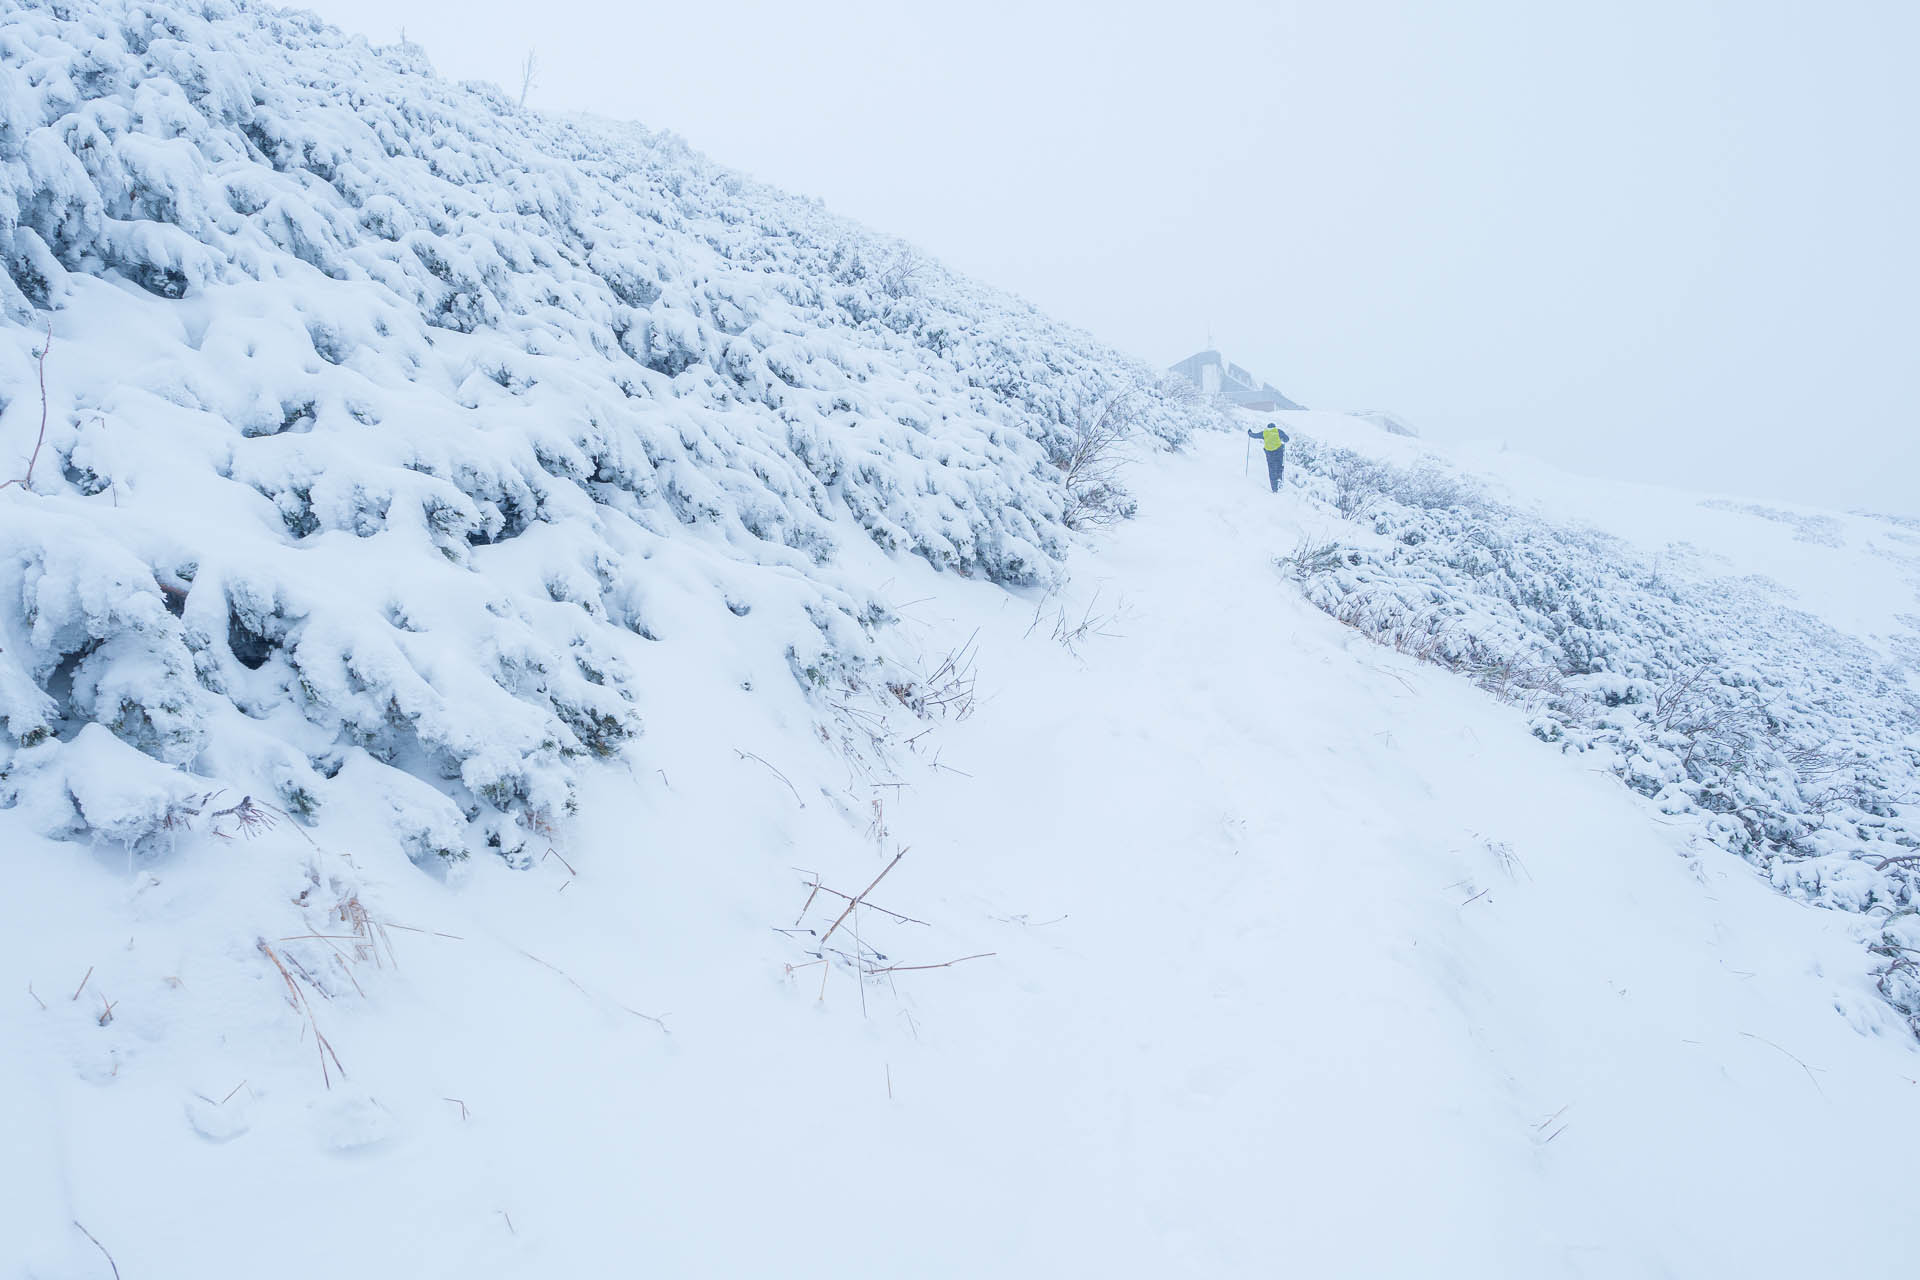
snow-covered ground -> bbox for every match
[8,426,1919,1278]
[4,2,1918,1276]
[1267,410,1920,1030]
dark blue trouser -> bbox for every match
[1264,447,1285,492]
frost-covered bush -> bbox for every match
[1280,440,1920,1032]
[1048,395,1140,531]
[0,0,1210,861]
[1701,499,1847,548]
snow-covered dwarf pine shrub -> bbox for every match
[0,0,1212,864]
[1281,438,1920,1032]
[1048,395,1142,531]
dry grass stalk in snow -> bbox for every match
[257,939,345,1088]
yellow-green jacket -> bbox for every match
[1247,425,1291,452]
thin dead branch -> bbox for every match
[381,922,465,940]
[866,951,996,976]
[1740,1031,1826,1098]
[820,849,906,945]
[72,1219,119,1280]
[515,947,668,1032]
[791,869,929,927]
[735,749,806,807]
[793,873,824,925]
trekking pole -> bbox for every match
[1243,435,1251,475]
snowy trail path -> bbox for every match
[9,429,1919,1279]
[876,430,1920,1276]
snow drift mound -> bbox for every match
[0,0,1213,862]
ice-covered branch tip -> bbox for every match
[517,50,537,107]
[0,320,52,495]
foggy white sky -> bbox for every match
[303,0,1917,514]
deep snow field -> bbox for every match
[3,2,1919,1276]
[8,422,1920,1278]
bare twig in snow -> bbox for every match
[259,801,327,854]
[72,1219,119,1280]
[866,951,996,976]
[735,750,805,807]
[515,947,667,1032]
[791,870,929,927]
[1740,1031,1826,1098]
[793,872,824,925]
[380,922,465,940]
[819,849,906,945]
[853,901,868,1018]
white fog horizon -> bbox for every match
[298,0,1918,516]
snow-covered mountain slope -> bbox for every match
[1445,429,1920,646]
[0,0,1210,865]
[1279,410,1920,1029]
[5,2,1920,1277]
[9,425,1919,1278]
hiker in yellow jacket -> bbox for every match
[1248,422,1291,492]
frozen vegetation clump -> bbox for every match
[1280,437,1920,1031]
[0,0,1215,863]
[1700,499,1847,548]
